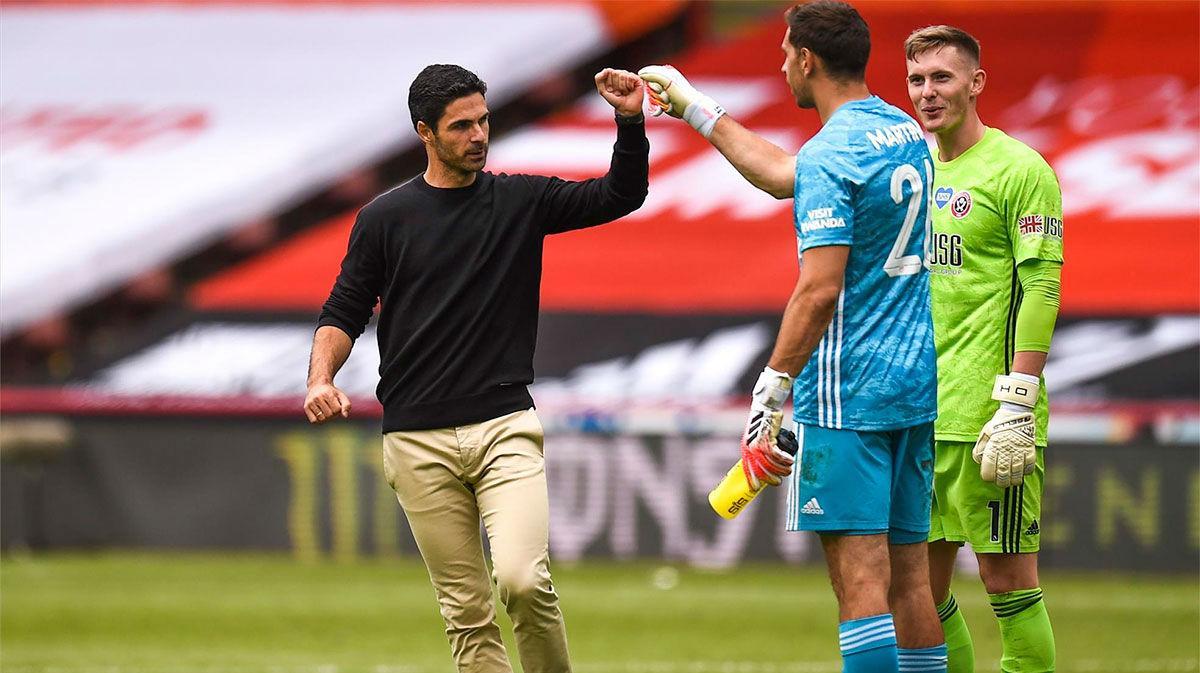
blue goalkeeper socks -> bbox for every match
[839,614,898,672]
[898,645,948,673]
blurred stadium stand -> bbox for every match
[0,0,692,376]
[1,1,1197,571]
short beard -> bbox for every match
[791,80,815,109]
[433,139,484,174]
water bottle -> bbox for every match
[708,428,799,519]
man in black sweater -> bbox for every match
[303,64,648,672]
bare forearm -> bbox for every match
[1011,351,1047,378]
[708,116,796,199]
[767,286,840,376]
[308,326,353,387]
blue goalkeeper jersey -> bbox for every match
[791,96,937,431]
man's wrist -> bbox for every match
[615,111,645,124]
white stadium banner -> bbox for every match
[0,4,612,335]
[65,316,1200,442]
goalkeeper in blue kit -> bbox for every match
[642,2,946,671]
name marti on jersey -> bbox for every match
[866,121,924,150]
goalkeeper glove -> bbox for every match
[973,373,1039,488]
[740,366,795,490]
[637,65,726,138]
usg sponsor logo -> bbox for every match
[934,186,954,209]
[950,191,973,219]
[1044,216,1063,238]
[929,232,963,268]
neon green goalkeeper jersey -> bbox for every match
[928,127,1063,445]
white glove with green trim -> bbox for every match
[973,373,1039,488]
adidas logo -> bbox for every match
[801,498,824,515]
[1024,519,1040,536]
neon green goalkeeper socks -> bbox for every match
[989,588,1056,673]
[936,593,975,673]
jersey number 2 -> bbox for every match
[883,161,932,277]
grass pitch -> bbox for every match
[1,553,1196,673]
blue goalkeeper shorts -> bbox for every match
[784,422,934,544]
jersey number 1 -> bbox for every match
[883,161,932,277]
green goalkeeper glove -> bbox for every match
[973,373,1039,488]
[637,65,726,138]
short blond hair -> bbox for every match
[904,25,981,65]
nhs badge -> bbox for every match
[934,186,954,209]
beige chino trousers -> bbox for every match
[382,408,570,673]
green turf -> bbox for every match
[1,553,1196,672]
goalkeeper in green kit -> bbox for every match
[904,26,1062,673]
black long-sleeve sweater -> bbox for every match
[318,117,649,432]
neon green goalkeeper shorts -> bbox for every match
[928,440,1044,554]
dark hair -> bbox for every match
[407,64,488,132]
[785,1,871,82]
[905,25,981,66]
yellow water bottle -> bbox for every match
[708,428,799,519]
